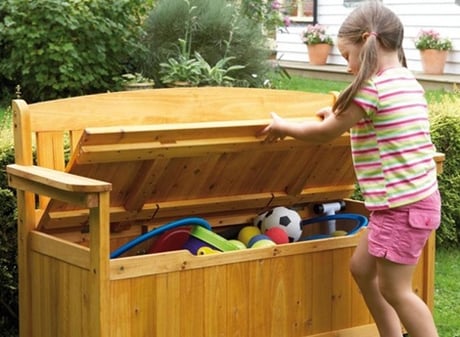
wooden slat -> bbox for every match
[30,231,90,269]
[331,248,353,330]
[124,159,170,211]
[291,253,313,335]
[422,231,437,310]
[36,132,65,209]
[39,204,157,232]
[36,131,65,170]
[88,191,110,337]
[154,193,273,219]
[226,262,250,335]
[309,324,379,337]
[109,234,362,280]
[109,279,132,336]
[81,119,276,145]
[271,185,356,206]
[180,269,205,337]
[69,129,83,153]
[248,256,271,336]
[311,250,333,333]
[24,88,334,132]
[203,265,227,337]
[75,135,295,164]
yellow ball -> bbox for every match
[237,226,261,246]
[251,239,276,249]
[228,239,247,249]
[332,230,348,237]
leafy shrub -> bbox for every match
[429,94,460,247]
[0,0,152,102]
[430,94,460,244]
[0,141,17,335]
[142,0,272,88]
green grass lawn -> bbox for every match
[269,71,456,104]
[435,248,460,337]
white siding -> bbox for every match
[276,0,460,74]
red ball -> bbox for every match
[264,227,289,244]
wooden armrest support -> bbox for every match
[7,164,112,193]
[434,152,445,174]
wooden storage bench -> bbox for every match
[7,87,443,337]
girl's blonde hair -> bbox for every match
[333,1,407,114]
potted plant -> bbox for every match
[121,73,155,91]
[302,24,334,65]
[159,38,245,87]
[414,29,453,75]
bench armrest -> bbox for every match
[7,164,111,193]
[7,164,112,209]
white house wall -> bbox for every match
[276,0,460,75]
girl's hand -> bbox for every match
[258,112,287,143]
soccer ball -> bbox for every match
[257,206,302,242]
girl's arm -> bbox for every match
[259,102,366,143]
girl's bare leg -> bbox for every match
[376,258,439,337]
[350,231,402,337]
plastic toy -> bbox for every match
[110,217,211,258]
[259,206,302,242]
[237,226,262,246]
[313,201,346,234]
[300,213,368,241]
[264,227,289,244]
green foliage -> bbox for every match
[195,53,245,86]
[158,38,204,86]
[0,0,152,102]
[142,0,271,88]
[0,188,17,336]
[159,39,245,87]
[429,95,460,247]
[236,0,288,33]
[0,142,17,334]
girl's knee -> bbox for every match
[350,254,369,282]
[378,280,409,307]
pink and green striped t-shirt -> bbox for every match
[351,67,438,210]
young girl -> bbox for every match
[260,2,441,337]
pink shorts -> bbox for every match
[367,190,441,265]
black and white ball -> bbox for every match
[256,206,302,242]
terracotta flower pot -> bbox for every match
[419,49,448,75]
[124,82,155,91]
[307,43,332,65]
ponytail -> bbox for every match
[332,2,406,114]
[333,33,379,114]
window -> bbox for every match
[344,0,381,7]
[280,0,317,23]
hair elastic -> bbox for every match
[369,31,378,37]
